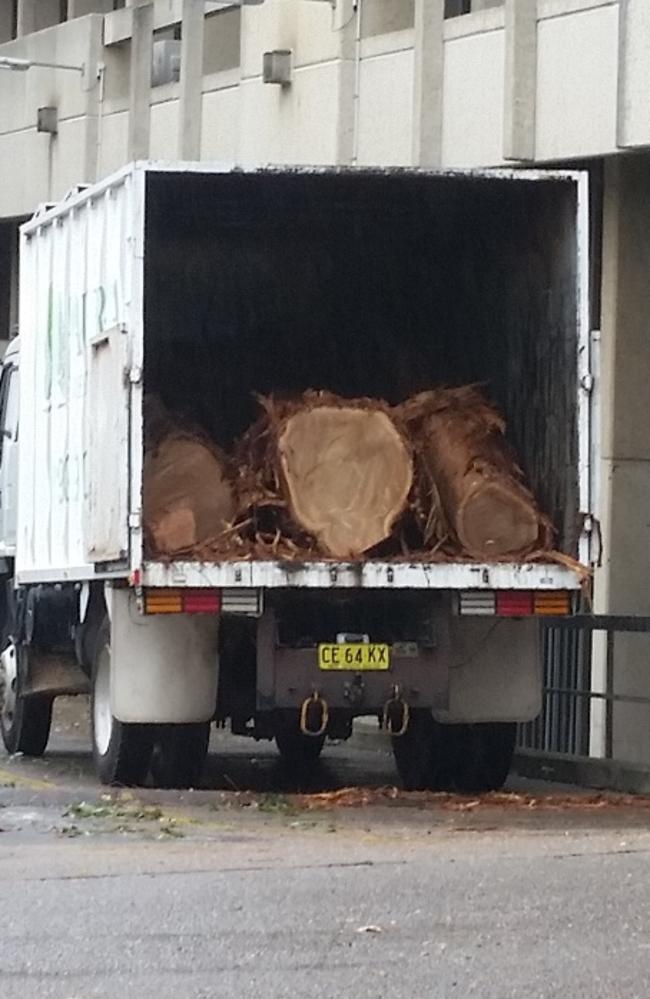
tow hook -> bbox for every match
[383,685,410,737]
[299,690,329,738]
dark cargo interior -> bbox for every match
[143,168,581,555]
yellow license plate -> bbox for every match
[318,643,390,671]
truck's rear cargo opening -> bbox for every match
[143,169,580,558]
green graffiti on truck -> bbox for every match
[44,280,121,401]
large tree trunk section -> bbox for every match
[143,435,236,557]
[241,394,414,559]
[400,387,550,560]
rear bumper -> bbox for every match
[141,559,583,592]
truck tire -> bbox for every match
[0,583,53,757]
[391,710,451,792]
[91,619,154,786]
[0,646,52,756]
[447,722,517,793]
[150,723,210,789]
[276,730,325,764]
[275,712,325,766]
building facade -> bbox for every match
[1,0,650,770]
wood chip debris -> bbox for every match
[291,786,650,811]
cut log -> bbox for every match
[239,393,413,558]
[143,434,236,557]
[399,387,551,559]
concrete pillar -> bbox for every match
[16,0,61,35]
[178,0,205,160]
[81,15,104,183]
[412,0,444,167]
[0,1,15,43]
[16,0,37,35]
[592,154,650,764]
[67,0,115,16]
[503,0,537,161]
[0,225,11,345]
[128,0,153,160]
[8,225,18,340]
[335,0,357,165]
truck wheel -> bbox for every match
[275,713,325,766]
[150,723,210,789]
[0,643,52,756]
[448,722,517,793]
[91,619,153,786]
[391,710,451,792]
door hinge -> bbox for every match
[580,372,594,394]
[128,511,142,530]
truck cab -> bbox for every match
[0,337,20,561]
[0,336,89,760]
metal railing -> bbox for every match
[519,616,650,761]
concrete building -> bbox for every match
[0,0,649,772]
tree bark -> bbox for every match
[400,387,551,559]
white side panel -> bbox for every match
[442,30,505,168]
[150,99,179,160]
[238,66,340,165]
[618,0,650,148]
[17,171,140,580]
[201,85,240,162]
[536,6,618,160]
[357,50,414,166]
[109,588,219,724]
[98,111,130,178]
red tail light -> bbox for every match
[496,591,534,617]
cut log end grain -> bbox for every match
[143,435,236,557]
[276,405,413,558]
[457,479,541,558]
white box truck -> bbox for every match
[0,163,593,790]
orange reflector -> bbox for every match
[144,589,183,614]
[496,591,533,617]
[143,589,221,615]
[534,591,571,616]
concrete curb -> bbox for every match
[513,749,650,795]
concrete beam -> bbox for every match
[412,0,444,168]
[503,0,537,161]
[178,0,205,159]
[128,0,153,160]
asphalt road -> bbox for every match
[1,698,650,999]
